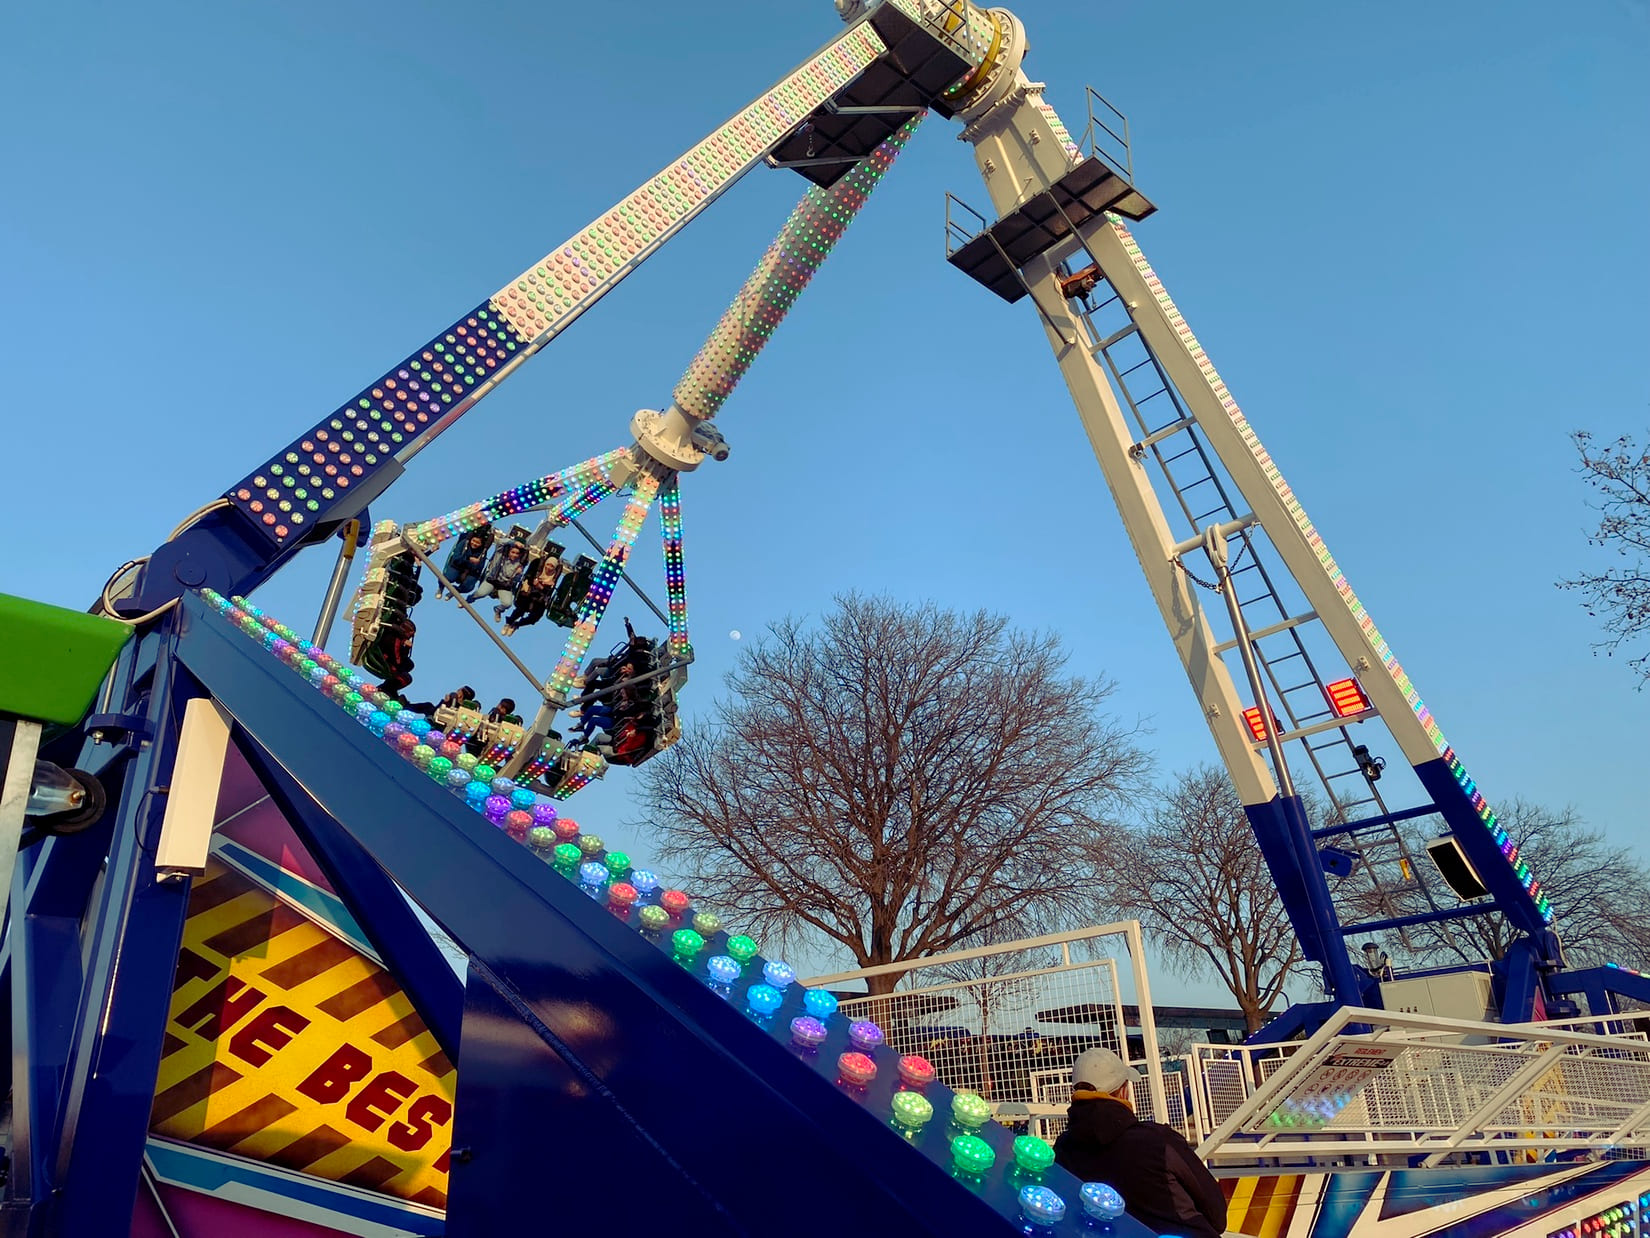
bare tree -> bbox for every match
[636,595,1150,994]
[1098,767,1301,1034]
[1561,430,1650,682]
[1374,799,1650,972]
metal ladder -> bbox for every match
[1067,259,1449,943]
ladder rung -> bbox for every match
[1118,356,1155,380]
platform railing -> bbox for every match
[1192,1007,1650,1169]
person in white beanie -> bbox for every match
[1053,1047,1228,1238]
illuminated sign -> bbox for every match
[151,858,454,1208]
[1324,677,1370,718]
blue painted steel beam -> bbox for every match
[1341,903,1495,938]
[1310,802,1443,840]
[1243,795,1367,1008]
[43,626,200,1237]
[234,731,464,1055]
[173,594,1101,1235]
[1413,758,1555,953]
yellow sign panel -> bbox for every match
[151,858,455,1209]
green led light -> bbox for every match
[952,1092,992,1128]
[639,905,670,932]
[553,843,581,868]
[605,850,631,876]
[891,1091,934,1130]
[727,934,758,963]
[952,1134,995,1175]
[692,911,722,938]
[1013,1134,1055,1173]
[672,929,705,958]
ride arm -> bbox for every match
[118,8,946,617]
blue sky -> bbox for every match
[3,0,1646,1004]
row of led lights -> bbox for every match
[202,590,1155,1232]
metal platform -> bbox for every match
[947,157,1157,302]
[769,5,974,185]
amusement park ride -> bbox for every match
[3,0,1649,1235]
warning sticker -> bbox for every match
[150,858,454,1209]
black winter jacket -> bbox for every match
[1053,1096,1227,1238]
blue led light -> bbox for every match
[763,960,795,989]
[446,768,472,789]
[1019,1185,1066,1227]
[491,775,516,794]
[746,984,783,1017]
[510,787,536,810]
[465,781,491,805]
[707,955,741,985]
[631,869,660,896]
[1081,1182,1125,1221]
[578,861,609,887]
[803,989,838,1020]
[368,710,390,735]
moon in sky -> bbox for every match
[729,629,742,641]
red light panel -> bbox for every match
[1242,706,1271,742]
[1325,677,1370,718]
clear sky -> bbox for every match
[3,0,1646,1006]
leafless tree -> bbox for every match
[1369,799,1650,972]
[1097,766,1302,1034]
[1561,430,1650,682]
[636,595,1150,994]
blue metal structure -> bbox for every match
[6,1,1646,1234]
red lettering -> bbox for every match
[433,1148,451,1175]
[296,1043,372,1103]
[178,976,266,1039]
[227,1005,311,1066]
[387,1094,453,1152]
[345,1070,416,1134]
[174,947,219,987]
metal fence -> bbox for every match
[804,922,1171,1141]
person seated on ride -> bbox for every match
[487,698,522,726]
[501,558,564,635]
[439,685,478,710]
[439,528,492,600]
[466,541,529,617]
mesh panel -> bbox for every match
[837,956,1125,1108]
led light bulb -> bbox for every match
[790,1015,827,1050]
[1081,1182,1125,1222]
[803,989,838,1020]
[837,1051,876,1087]
[890,1090,933,1131]
[952,1092,991,1129]
[951,1134,995,1176]
[1013,1135,1055,1175]
[745,984,783,1017]
[706,955,740,985]
[1019,1185,1066,1229]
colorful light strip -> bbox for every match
[403,449,627,550]
[673,115,924,420]
[659,476,691,661]
[199,587,1052,1211]
[225,23,892,549]
[1109,219,1552,922]
[545,469,663,700]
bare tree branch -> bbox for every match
[1093,767,1303,1033]
[1560,429,1650,682]
[634,595,1151,993]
